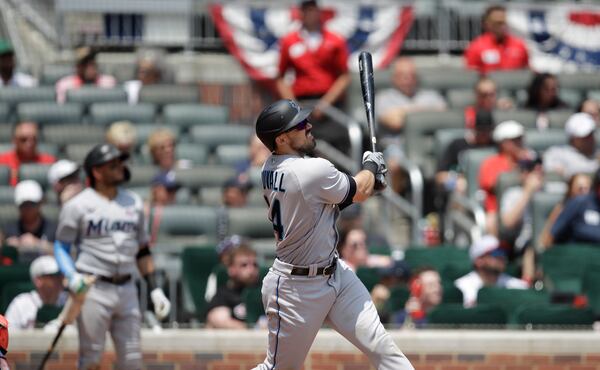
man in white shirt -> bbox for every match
[4,255,67,330]
[455,235,528,308]
[0,40,37,87]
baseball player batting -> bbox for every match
[53,143,171,370]
[253,100,414,370]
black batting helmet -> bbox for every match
[83,143,130,185]
[255,99,312,152]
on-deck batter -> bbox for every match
[253,99,414,370]
[54,143,171,370]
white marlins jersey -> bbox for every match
[261,155,354,266]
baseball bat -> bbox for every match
[358,51,377,152]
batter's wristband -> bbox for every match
[144,273,158,292]
[362,161,378,176]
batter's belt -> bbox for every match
[274,257,338,277]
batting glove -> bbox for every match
[68,273,91,295]
[362,151,387,175]
[150,288,171,320]
[374,172,387,191]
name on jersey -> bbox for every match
[86,218,138,236]
[261,170,286,193]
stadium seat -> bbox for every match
[588,90,600,101]
[384,285,410,313]
[442,283,464,304]
[139,85,200,107]
[404,110,465,178]
[138,143,209,166]
[36,304,63,325]
[0,263,30,308]
[17,102,84,125]
[89,102,158,126]
[0,205,18,230]
[582,266,600,317]
[175,166,236,189]
[42,124,106,146]
[530,192,563,251]
[128,186,193,204]
[201,186,268,207]
[488,70,532,96]
[0,245,18,264]
[419,68,479,93]
[0,143,57,159]
[525,129,567,153]
[66,87,128,106]
[427,303,507,326]
[541,244,600,294]
[512,304,594,327]
[226,207,273,239]
[433,128,466,170]
[0,126,12,142]
[404,246,471,279]
[0,167,11,186]
[493,110,537,129]
[446,88,474,109]
[477,287,549,320]
[441,263,471,283]
[546,110,574,129]
[163,104,229,127]
[18,164,53,188]
[460,147,496,200]
[243,286,265,326]
[558,72,600,93]
[559,89,583,109]
[40,64,74,85]
[65,143,96,163]
[356,267,381,292]
[128,165,159,187]
[0,87,55,114]
[133,124,181,145]
[181,247,220,321]
[0,281,34,313]
[157,205,218,240]
[214,144,249,166]
[0,103,9,123]
[190,124,253,152]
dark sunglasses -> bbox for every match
[285,119,309,133]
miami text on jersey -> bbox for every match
[86,219,138,236]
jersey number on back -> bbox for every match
[271,199,284,241]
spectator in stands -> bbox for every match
[524,73,567,129]
[205,235,247,303]
[376,57,447,193]
[543,113,598,179]
[336,227,391,272]
[55,46,117,103]
[538,173,592,249]
[221,176,252,208]
[436,110,495,196]
[0,39,36,87]
[145,170,181,246]
[47,159,82,205]
[370,260,411,323]
[106,121,137,157]
[464,5,529,74]
[338,203,390,249]
[464,78,512,129]
[479,120,530,235]
[147,128,191,171]
[205,243,259,329]
[124,51,164,104]
[236,134,271,185]
[549,167,600,245]
[393,268,443,328]
[578,98,600,125]
[276,0,351,151]
[4,180,56,261]
[4,255,67,330]
[455,235,528,307]
[0,121,56,186]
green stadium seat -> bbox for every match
[513,304,594,327]
[0,264,31,309]
[214,144,249,166]
[139,85,200,106]
[163,104,229,127]
[442,283,463,304]
[18,164,53,188]
[175,166,236,189]
[65,143,96,163]
[66,87,128,106]
[0,103,9,123]
[541,244,600,294]
[0,245,19,264]
[404,245,471,277]
[40,64,74,85]
[175,144,210,165]
[157,205,218,240]
[0,87,55,117]
[356,266,381,292]
[89,102,158,126]
[181,247,220,321]
[36,304,63,325]
[226,207,273,239]
[460,147,496,200]
[477,287,549,321]
[384,285,410,313]
[525,129,567,153]
[427,303,507,326]
[582,266,600,317]
[0,167,11,186]
[446,89,474,109]
[17,102,84,125]
[493,110,537,129]
[404,110,465,178]
[42,124,105,146]
[243,286,265,326]
[1,281,35,313]
[190,124,253,152]
[441,264,471,283]
[531,192,563,251]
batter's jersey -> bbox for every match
[55,188,148,277]
[261,155,355,266]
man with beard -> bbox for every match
[455,235,528,308]
[53,143,170,370]
[253,99,413,370]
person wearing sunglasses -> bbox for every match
[253,99,413,370]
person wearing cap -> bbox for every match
[0,39,36,87]
[276,0,351,152]
[47,159,82,205]
[549,167,600,246]
[436,109,495,196]
[145,170,182,245]
[4,180,56,260]
[4,255,67,330]
[55,46,116,103]
[0,121,56,187]
[205,235,247,302]
[479,120,530,235]
[106,121,137,157]
[543,112,599,179]
[454,235,528,308]
[222,176,252,208]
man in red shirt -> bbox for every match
[0,122,56,186]
[479,120,529,235]
[276,0,350,151]
[464,5,529,74]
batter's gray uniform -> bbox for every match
[253,155,413,370]
[56,188,146,369]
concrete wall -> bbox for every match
[6,329,600,369]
